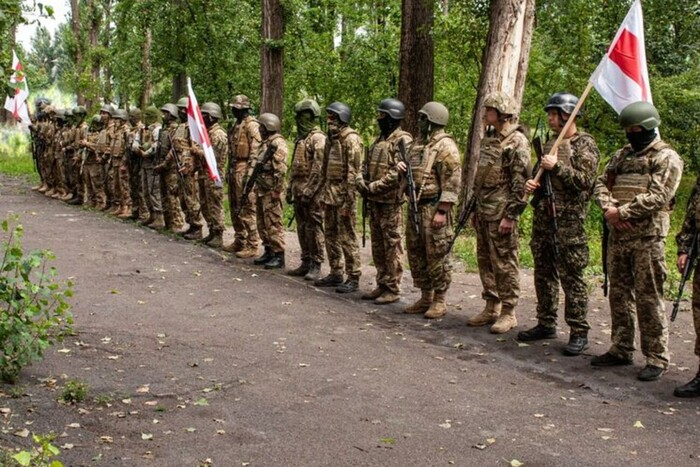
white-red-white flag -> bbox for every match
[3,50,31,124]
[589,0,652,113]
[186,77,222,186]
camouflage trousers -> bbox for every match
[106,157,131,208]
[368,201,404,294]
[406,203,453,292]
[162,169,185,229]
[294,198,325,265]
[530,214,590,334]
[256,192,285,253]
[66,152,82,199]
[228,169,260,249]
[198,177,225,234]
[324,199,361,280]
[181,173,203,229]
[38,150,52,186]
[141,164,162,214]
[52,154,68,194]
[692,259,700,357]
[607,236,669,368]
[475,215,520,309]
[83,162,106,208]
[130,161,148,218]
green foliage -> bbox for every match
[0,129,35,179]
[0,216,73,383]
[61,379,88,403]
[11,433,64,467]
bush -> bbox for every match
[0,216,73,383]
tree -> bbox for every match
[261,0,284,117]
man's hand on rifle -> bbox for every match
[499,217,515,235]
[396,160,407,173]
[678,253,689,273]
[525,178,539,194]
[540,153,558,171]
[603,206,634,231]
[355,176,369,196]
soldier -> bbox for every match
[592,101,683,381]
[468,92,531,334]
[225,95,262,257]
[518,93,600,357]
[249,113,288,269]
[31,98,51,193]
[355,98,412,304]
[50,109,71,201]
[138,106,165,229]
[311,102,363,293]
[153,103,186,233]
[80,115,107,209]
[286,99,327,281]
[95,105,114,211]
[67,106,88,206]
[127,107,149,221]
[108,109,132,218]
[403,102,461,319]
[191,102,227,248]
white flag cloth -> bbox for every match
[186,78,222,186]
[589,0,652,113]
[3,50,31,123]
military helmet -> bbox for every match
[176,97,189,109]
[483,91,517,116]
[229,94,250,109]
[294,99,321,117]
[129,107,142,118]
[377,98,405,120]
[200,102,223,119]
[99,104,114,116]
[73,105,87,115]
[64,108,74,118]
[258,113,281,132]
[36,97,51,108]
[113,109,128,121]
[544,92,581,116]
[91,115,102,124]
[144,105,160,122]
[54,109,66,120]
[419,101,449,126]
[160,103,179,119]
[326,101,352,124]
[619,101,660,130]
[44,105,56,115]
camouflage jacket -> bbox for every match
[677,174,700,255]
[289,128,326,199]
[228,116,261,174]
[362,127,412,204]
[249,133,288,195]
[409,129,461,205]
[319,126,363,206]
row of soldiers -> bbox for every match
[28,91,700,398]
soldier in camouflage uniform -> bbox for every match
[225,95,261,257]
[49,110,70,200]
[31,99,51,193]
[109,109,133,218]
[154,103,186,233]
[468,92,531,334]
[127,108,149,221]
[356,98,412,304]
[137,106,164,229]
[42,106,59,197]
[518,93,600,357]
[191,102,227,248]
[403,102,461,319]
[675,173,700,396]
[286,99,327,281]
[249,113,288,269]
[80,115,107,209]
[67,106,88,205]
[592,102,683,381]
[99,105,117,211]
[312,102,363,293]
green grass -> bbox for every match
[0,129,37,179]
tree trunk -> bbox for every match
[70,0,84,105]
[101,0,113,103]
[398,0,435,137]
[87,0,101,109]
[139,27,152,109]
[260,0,284,117]
[463,0,535,194]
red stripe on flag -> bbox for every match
[608,28,647,98]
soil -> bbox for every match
[1,174,699,467]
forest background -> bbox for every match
[1,0,699,292]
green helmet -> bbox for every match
[294,99,321,117]
[619,101,660,130]
[176,97,189,109]
[258,113,281,132]
[73,105,87,115]
[144,105,161,123]
[100,104,114,116]
[129,107,142,119]
[419,101,449,126]
[201,102,223,120]
[113,109,128,121]
[483,91,517,116]
[160,103,179,119]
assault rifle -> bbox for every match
[361,146,369,247]
[532,136,559,257]
[235,142,277,217]
[601,165,617,297]
[28,126,42,179]
[672,230,698,322]
[446,191,477,255]
[167,132,191,214]
[397,138,419,235]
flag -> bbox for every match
[186,77,222,186]
[3,50,31,124]
[589,0,652,113]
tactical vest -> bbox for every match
[326,127,359,182]
[84,132,100,164]
[291,129,323,179]
[258,134,286,192]
[413,132,455,200]
[232,117,254,161]
[110,125,128,159]
[368,129,411,203]
[611,141,672,207]
[95,128,110,155]
[474,135,503,189]
[545,132,591,206]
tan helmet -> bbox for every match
[176,97,189,109]
[129,107,142,119]
[293,99,321,117]
[229,94,251,110]
[99,104,114,116]
[258,113,281,132]
[160,103,179,119]
[113,109,128,121]
[418,101,449,126]
[483,91,517,116]
[201,102,223,120]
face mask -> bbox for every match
[418,117,430,138]
[378,117,396,137]
[626,128,657,151]
[203,116,214,129]
[327,121,340,136]
[233,108,248,121]
[295,112,315,137]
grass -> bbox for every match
[0,128,38,181]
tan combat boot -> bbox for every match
[424,290,447,319]
[490,306,517,334]
[467,301,501,327]
[236,245,259,258]
[148,213,166,230]
[375,291,400,305]
[206,232,224,248]
[404,289,434,314]
[117,205,133,219]
[361,287,384,301]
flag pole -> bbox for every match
[523,81,594,200]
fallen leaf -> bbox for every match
[597,428,614,432]
[185,427,196,433]
[194,398,209,406]
[57,348,71,354]
[299,363,309,367]
[439,422,452,429]
[60,443,74,450]
[67,423,81,428]
[141,433,153,440]
[633,421,644,428]
[486,438,496,445]
[533,414,545,418]
[510,460,524,467]
[13,428,29,438]
[473,443,487,450]
[517,342,530,347]
[379,437,395,445]
[136,385,150,393]
[216,430,226,435]
[100,436,113,443]
[107,355,120,360]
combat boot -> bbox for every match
[148,213,166,230]
[67,195,82,205]
[254,247,273,265]
[107,204,121,215]
[361,287,384,300]
[184,227,203,241]
[264,252,285,270]
[199,231,215,244]
[117,206,133,219]
[404,289,433,314]
[674,368,700,398]
[314,273,344,287]
[517,324,557,342]
[38,183,49,193]
[172,224,188,235]
[223,241,243,253]
[467,300,501,327]
[59,191,73,201]
[336,278,359,294]
[45,188,56,197]
[304,262,323,281]
[139,214,155,226]
[206,232,224,248]
[287,260,311,277]
[375,291,400,304]
[424,290,447,319]
[236,245,259,258]
[490,306,517,334]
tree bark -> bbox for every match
[463,0,535,194]
[260,0,284,117]
[139,27,152,109]
[69,0,84,105]
[398,0,435,137]
[101,0,113,103]
[87,0,101,109]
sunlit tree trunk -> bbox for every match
[140,27,152,109]
[261,0,284,117]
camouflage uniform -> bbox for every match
[88,121,110,209]
[474,124,530,312]
[158,121,186,231]
[174,122,204,232]
[195,123,227,237]
[406,129,461,293]
[677,176,700,359]
[139,122,163,221]
[595,137,683,369]
[363,127,412,295]
[253,133,288,255]
[128,120,149,219]
[228,115,261,251]
[72,120,89,203]
[529,132,599,335]
[108,120,132,214]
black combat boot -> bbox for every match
[314,273,344,287]
[287,260,310,277]
[264,252,285,270]
[304,262,323,281]
[254,248,273,266]
[674,368,700,398]
[562,333,588,356]
[184,227,203,241]
[335,278,359,294]
[517,324,557,342]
